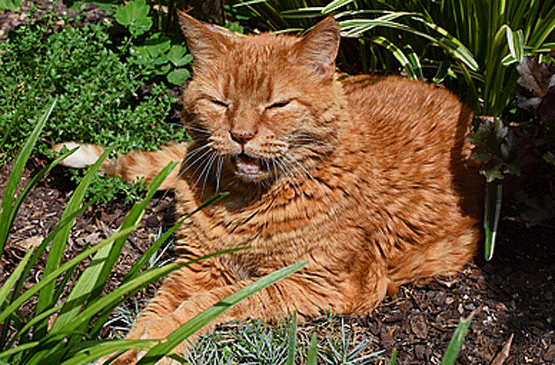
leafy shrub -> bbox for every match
[0,10,187,160]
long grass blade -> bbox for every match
[35,147,112,336]
[0,97,57,254]
[286,312,298,365]
[439,315,473,365]
[50,162,179,347]
[484,182,502,261]
[306,334,318,365]
[0,249,35,309]
[136,261,309,365]
[58,339,156,365]
[322,0,352,14]
[0,226,138,326]
[122,192,226,284]
[372,36,421,80]
[389,348,398,364]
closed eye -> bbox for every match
[267,100,290,109]
[210,99,228,108]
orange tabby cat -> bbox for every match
[54,11,483,364]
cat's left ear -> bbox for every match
[177,10,228,74]
[291,16,340,79]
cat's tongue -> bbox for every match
[236,154,261,175]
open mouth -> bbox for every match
[234,153,269,180]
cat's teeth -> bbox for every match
[236,155,261,175]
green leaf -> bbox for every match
[144,36,171,57]
[440,315,473,365]
[167,69,191,85]
[115,0,149,25]
[0,0,23,11]
[286,312,297,365]
[306,334,318,365]
[129,17,153,38]
[322,0,352,14]
[136,261,309,365]
[0,97,57,254]
[0,226,138,327]
[484,182,502,261]
[0,249,35,308]
[123,193,228,285]
[115,0,152,37]
[433,60,452,83]
[389,348,398,365]
[167,46,193,67]
[373,36,421,80]
[505,27,524,65]
[35,148,112,335]
[57,339,156,365]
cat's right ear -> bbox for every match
[290,16,340,80]
[177,10,228,73]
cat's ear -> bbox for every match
[177,10,228,73]
[291,16,340,79]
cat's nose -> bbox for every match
[230,128,255,144]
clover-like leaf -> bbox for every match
[144,35,171,58]
[129,17,153,38]
[115,0,152,37]
[167,68,191,85]
[168,45,193,67]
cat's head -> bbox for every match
[178,12,343,189]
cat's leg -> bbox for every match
[103,257,234,364]
[386,224,479,291]
[111,264,361,364]
[51,142,188,190]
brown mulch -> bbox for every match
[2,2,555,364]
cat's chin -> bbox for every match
[233,153,272,183]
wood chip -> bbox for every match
[491,333,514,365]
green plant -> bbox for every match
[0,4,192,201]
[182,314,383,364]
[0,100,307,365]
[0,0,22,11]
[0,8,187,158]
[115,0,194,85]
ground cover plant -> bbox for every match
[0,0,192,201]
[1,0,555,364]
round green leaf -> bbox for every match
[167,68,190,85]
[129,17,153,38]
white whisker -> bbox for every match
[273,157,306,202]
[215,156,224,193]
[279,149,336,220]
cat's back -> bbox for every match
[343,75,471,143]
[340,75,474,171]
[334,75,482,230]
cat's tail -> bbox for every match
[51,142,187,190]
